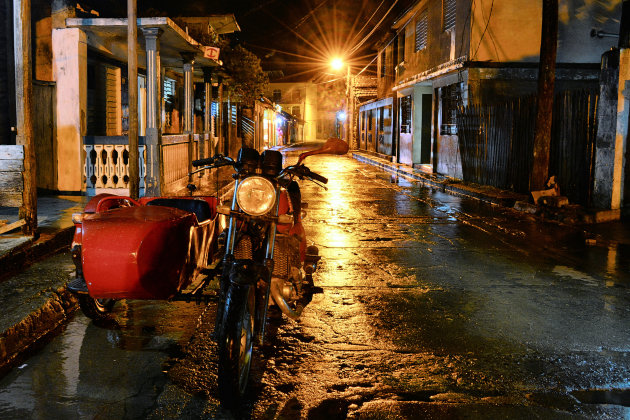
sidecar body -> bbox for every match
[72,194,221,300]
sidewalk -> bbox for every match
[352,150,630,246]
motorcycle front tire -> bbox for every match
[217,282,256,407]
[78,295,116,321]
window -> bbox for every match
[291,106,301,119]
[443,0,456,31]
[400,96,412,134]
[397,34,405,64]
[440,83,462,135]
[163,77,176,101]
[380,51,386,78]
[291,89,302,103]
[415,9,428,52]
[273,89,282,102]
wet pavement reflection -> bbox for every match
[0,300,206,419]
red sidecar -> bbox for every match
[71,194,221,301]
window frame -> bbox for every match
[415,8,428,52]
[442,0,456,32]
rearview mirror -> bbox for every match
[297,138,349,164]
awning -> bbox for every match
[66,17,222,76]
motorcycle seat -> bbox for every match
[146,198,212,223]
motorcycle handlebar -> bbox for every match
[281,165,328,184]
[192,157,214,167]
[307,170,328,184]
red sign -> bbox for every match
[204,47,220,60]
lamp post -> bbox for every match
[331,57,352,145]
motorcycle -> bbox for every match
[193,137,348,405]
[67,137,349,406]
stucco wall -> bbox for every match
[394,0,472,84]
[471,0,623,63]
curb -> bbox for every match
[352,151,625,229]
[0,287,78,375]
[0,227,75,282]
[352,152,527,208]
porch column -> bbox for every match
[202,67,213,158]
[182,53,195,134]
[181,53,195,172]
[142,27,162,196]
[217,75,224,154]
[52,27,87,193]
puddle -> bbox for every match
[572,389,630,407]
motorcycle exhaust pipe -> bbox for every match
[270,277,303,320]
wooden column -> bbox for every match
[14,0,36,235]
[127,0,139,198]
[530,0,558,192]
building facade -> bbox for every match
[358,0,626,210]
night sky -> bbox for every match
[80,0,415,81]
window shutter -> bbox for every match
[415,9,428,51]
[443,0,456,31]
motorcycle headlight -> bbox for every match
[236,176,276,216]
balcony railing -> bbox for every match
[83,133,214,196]
[83,136,146,195]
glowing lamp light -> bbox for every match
[276,117,284,125]
[331,57,344,71]
[337,110,347,121]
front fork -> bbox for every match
[214,180,280,344]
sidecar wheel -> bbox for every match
[218,283,255,407]
[78,295,116,321]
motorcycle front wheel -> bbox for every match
[217,282,256,407]
[77,295,116,321]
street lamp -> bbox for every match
[330,58,352,146]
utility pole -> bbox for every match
[128,0,139,198]
[530,0,558,192]
[14,0,36,235]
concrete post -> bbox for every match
[593,49,620,209]
[618,0,630,212]
[142,27,162,196]
[593,1,630,212]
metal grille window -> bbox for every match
[273,89,282,103]
[415,9,428,51]
[443,0,456,31]
[440,83,462,135]
[400,96,412,134]
[378,107,385,131]
[163,77,175,100]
